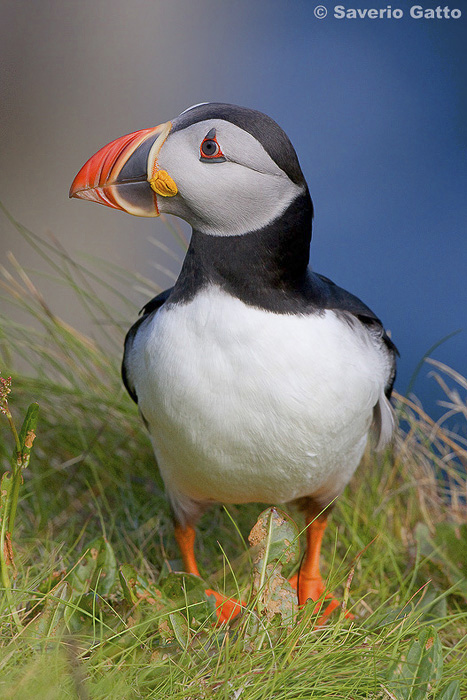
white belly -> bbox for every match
[130,286,389,512]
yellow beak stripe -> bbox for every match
[149,170,178,197]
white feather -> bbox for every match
[129,286,393,523]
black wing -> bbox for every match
[121,287,174,403]
[310,272,399,398]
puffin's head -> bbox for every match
[70,103,309,236]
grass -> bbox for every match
[0,211,466,699]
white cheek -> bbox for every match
[161,158,301,235]
[156,126,303,235]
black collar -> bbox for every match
[168,190,315,313]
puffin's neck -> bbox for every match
[170,190,314,311]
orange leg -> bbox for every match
[289,510,353,625]
[174,524,243,623]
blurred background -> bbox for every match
[1,0,466,418]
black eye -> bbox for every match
[201,139,220,157]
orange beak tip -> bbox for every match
[69,123,171,216]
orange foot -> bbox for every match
[174,525,244,624]
[205,588,244,624]
[288,573,353,626]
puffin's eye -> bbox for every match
[201,139,219,157]
[199,131,225,162]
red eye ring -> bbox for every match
[200,135,224,160]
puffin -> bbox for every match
[70,103,397,623]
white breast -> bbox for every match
[129,286,391,518]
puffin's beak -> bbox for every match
[69,121,178,217]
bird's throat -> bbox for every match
[169,190,314,312]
